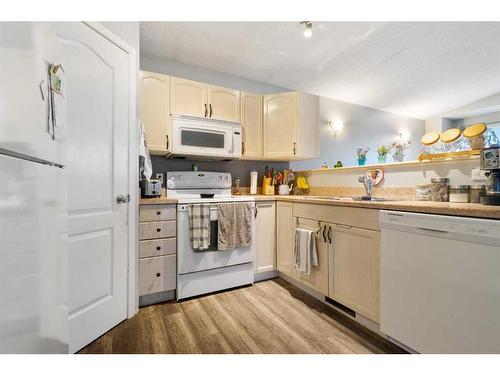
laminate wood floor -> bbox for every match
[78,278,406,354]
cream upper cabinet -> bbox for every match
[263,91,319,161]
[254,202,276,274]
[276,201,295,276]
[328,225,380,323]
[208,85,240,122]
[170,77,208,118]
[240,91,263,160]
[139,71,171,155]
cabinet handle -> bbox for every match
[336,224,352,230]
[156,246,161,251]
[165,135,169,150]
[293,142,296,155]
[156,272,161,277]
[156,228,161,232]
[254,206,258,218]
[242,142,245,154]
[328,225,332,244]
[209,104,213,117]
[322,225,327,242]
[156,211,161,215]
[204,104,208,117]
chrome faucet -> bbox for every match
[358,175,373,200]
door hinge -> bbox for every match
[293,142,296,155]
[165,135,169,150]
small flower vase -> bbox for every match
[357,158,366,166]
[377,155,387,164]
[393,153,405,162]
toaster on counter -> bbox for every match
[140,179,162,198]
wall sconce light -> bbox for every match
[399,130,411,142]
[329,120,344,134]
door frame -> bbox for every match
[82,21,139,318]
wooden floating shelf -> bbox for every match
[296,153,480,173]
[418,149,480,161]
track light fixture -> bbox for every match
[300,21,312,38]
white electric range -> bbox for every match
[167,171,255,300]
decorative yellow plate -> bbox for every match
[463,123,487,139]
[440,128,461,143]
[421,132,440,145]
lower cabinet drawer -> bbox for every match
[140,204,176,222]
[139,255,176,296]
[140,238,176,258]
[139,220,176,240]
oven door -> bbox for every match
[170,116,241,159]
[177,203,255,275]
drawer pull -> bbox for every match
[156,228,161,232]
[156,211,161,215]
[156,246,161,251]
[156,272,161,277]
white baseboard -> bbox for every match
[254,270,278,282]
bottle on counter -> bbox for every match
[449,185,470,203]
[250,170,258,195]
[469,185,486,204]
[430,177,450,202]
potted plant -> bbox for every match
[391,140,411,162]
[376,145,391,163]
[356,148,369,166]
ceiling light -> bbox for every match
[301,21,312,38]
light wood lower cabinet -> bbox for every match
[254,201,276,274]
[276,201,294,276]
[276,201,381,323]
[295,218,329,295]
[328,224,380,323]
[139,204,177,302]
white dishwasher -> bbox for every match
[379,210,500,354]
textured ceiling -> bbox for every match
[140,22,500,119]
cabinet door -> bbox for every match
[170,77,208,118]
[241,92,263,160]
[329,225,380,323]
[208,85,240,122]
[295,219,329,295]
[263,92,298,160]
[276,201,294,276]
[255,202,276,273]
[139,71,171,154]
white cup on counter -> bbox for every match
[278,185,290,195]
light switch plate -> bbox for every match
[155,173,164,186]
[471,168,487,181]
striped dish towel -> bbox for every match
[188,204,211,251]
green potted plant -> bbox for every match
[376,145,391,163]
[391,140,411,162]
[356,148,369,166]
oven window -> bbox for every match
[181,129,225,148]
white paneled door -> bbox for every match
[55,23,130,353]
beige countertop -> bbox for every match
[140,195,500,220]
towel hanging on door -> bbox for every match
[188,204,211,251]
[294,228,318,275]
[217,202,252,251]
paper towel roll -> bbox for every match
[250,170,258,195]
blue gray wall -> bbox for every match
[291,96,425,170]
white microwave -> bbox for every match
[169,115,242,160]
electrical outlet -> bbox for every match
[471,168,487,181]
[155,173,164,186]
